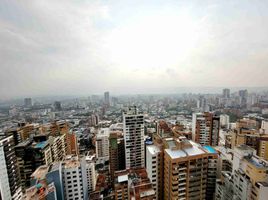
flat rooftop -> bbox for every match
[165,140,206,159]
[63,155,80,168]
[32,165,49,180]
[245,156,268,169]
[118,174,128,183]
[16,139,32,148]
[147,145,160,155]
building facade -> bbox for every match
[123,106,145,169]
[0,135,22,200]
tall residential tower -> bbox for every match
[123,106,145,169]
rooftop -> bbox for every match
[118,174,128,183]
[63,155,80,168]
[165,140,206,159]
[31,165,49,180]
[245,156,268,169]
[15,139,32,148]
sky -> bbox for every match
[1,0,268,98]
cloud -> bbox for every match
[0,0,268,99]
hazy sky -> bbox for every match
[1,0,268,98]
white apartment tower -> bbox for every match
[62,156,88,200]
[0,135,22,200]
[83,156,96,194]
[146,145,161,199]
[123,106,145,168]
[95,128,110,162]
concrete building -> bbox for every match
[96,128,110,162]
[27,165,57,200]
[15,139,52,190]
[104,91,110,107]
[123,106,145,169]
[215,146,233,173]
[261,120,268,134]
[18,123,40,141]
[24,98,32,107]
[54,101,62,111]
[109,131,125,182]
[83,156,96,194]
[230,119,268,161]
[24,182,57,200]
[0,135,22,200]
[66,132,79,155]
[30,155,96,200]
[216,145,268,200]
[146,145,161,199]
[89,114,99,127]
[48,134,66,162]
[223,88,230,98]
[215,171,234,200]
[192,112,220,146]
[62,155,88,200]
[220,114,230,129]
[114,168,156,200]
[163,138,218,200]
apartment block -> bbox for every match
[216,145,268,200]
[0,135,22,200]
[114,168,156,200]
[48,134,66,162]
[109,131,125,182]
[163,138,218,200]
[146,145,161,199]
[192,112,220,146]
[96,128,110,162]
[66,132,79,155]
[123,106,145,169]
[29,155,96,200]
[15,139,52,190]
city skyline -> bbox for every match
[1,0,268,98]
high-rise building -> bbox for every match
[0,135,22,200]
[29,155,96,200]
[48,134,66,162]
[163,138,218,200]
[123,106,145,169]
[220,114,230,128]
[83,156,96,194]
[216,145,268,200]
[223,88,230,98]
[18,123,40,141]
[6,128,22,145]
[89,114,99,127]
[104,91,110,107]
[239,89,248,107]
[54,101,62,111]
[146,145,161,199]
[24,98,32,107]
[65,132,79,155]
[15,139,52,190]
[62,156,89,200]
[192,112,220,146]
[95,128,110,162]
[109,131,125,182]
